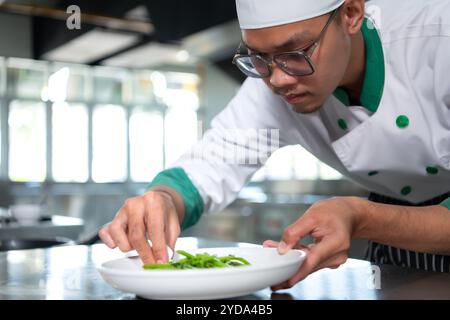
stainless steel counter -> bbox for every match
[0,237,449,300]
[0,215,84,241]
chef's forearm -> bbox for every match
[354,199,450,255]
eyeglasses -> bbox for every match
[232,8,339,78]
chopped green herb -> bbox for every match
[143,250,251,270]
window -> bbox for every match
[132,70,155,105]
[164,105,198,167]
[93,67,130,105]
[92,104,127,183]
[0,59,3,175]
[7,58,47,100]
[0,100,2,174]
[5,56,346,185]
[250,145,343,181]
[1,57,207,184]
[264,146,296,180]
[162,74,200,167]
[293,146,320,179]
[52,102,88,182]
[0,57,5,96]
[63,65,90,102]
[318,162,343,180]
[48,63,91,103]
[8,100,46,182]
[130,107,164,182]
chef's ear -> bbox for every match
[340,0,365,35]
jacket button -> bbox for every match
[401,186,412,196]
[338,119,348,130]
[396,115,409,128]
[426,166,439,175]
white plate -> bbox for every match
[97,247,306,300]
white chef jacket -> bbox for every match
[148,0,450,229]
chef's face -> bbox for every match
[241,9,352,113]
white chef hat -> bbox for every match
[236,0,345,29]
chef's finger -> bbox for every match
[285,237,339,287]
[107,210,132,252]
[146,198,169,264]
[127,204,155,264]
[263,240,279,248]
[315,252,348,271]
[270,248,316,291]
[98,224,116,249]
[279,216,315,254]
[165,206,181,252]
[271,280,290,292]
[265,239,311,252]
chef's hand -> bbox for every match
[98,187,184,264]
[264,197,363,291]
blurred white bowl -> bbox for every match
[10,204,42,226]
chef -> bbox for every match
[99,0,450,290]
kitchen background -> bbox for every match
[0,0,370,257]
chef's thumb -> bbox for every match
[278,217,315,254]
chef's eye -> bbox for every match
[296,41,315,53]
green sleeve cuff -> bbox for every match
[146,167,204,231]
[440,197,450,210]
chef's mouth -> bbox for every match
[283,92,309,104]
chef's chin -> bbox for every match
[289,101,323,114]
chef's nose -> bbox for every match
[269,65,298,89]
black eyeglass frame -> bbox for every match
[232,8,340,78]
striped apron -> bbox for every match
[365,192,450,273]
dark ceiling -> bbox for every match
[0,0,246,82]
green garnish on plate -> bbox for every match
[143,250,251,270]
